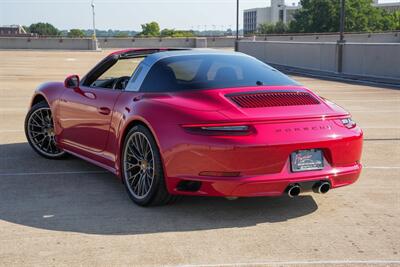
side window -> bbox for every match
[168,59,202,81]
[91,57,144,90]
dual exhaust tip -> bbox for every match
[287,181,330,198]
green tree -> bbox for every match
[29,22,59,36]
[140,21,160,36]
[344,1,395,31]
[114,32,129,38]
[289,0,398,33]
[289,0,339,33]
[274,21,288,33]
[161,28,195,37]
[258,22,288,34]
[393,11,400,30]
[67,29,85,38]
[258,23,275,34]
[172,31,195,37]
[160,28,175,37]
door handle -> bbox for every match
[98,107,111,115]
[133,95,142,102]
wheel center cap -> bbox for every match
[45,128,54,137]
[140,160,148,170]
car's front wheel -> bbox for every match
[122,125,177,206]
[25,101,66,159]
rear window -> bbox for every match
[140,54,298,92]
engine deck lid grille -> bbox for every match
[227,91,320,108]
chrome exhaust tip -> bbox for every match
[313,181,331,194]
[287,184,301,198]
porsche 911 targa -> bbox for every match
[25,48,363,206]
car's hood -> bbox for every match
[151,86,349,121]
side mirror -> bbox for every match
[64,74,80,89]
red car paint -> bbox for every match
[29,48,363,197]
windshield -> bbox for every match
[140,54,299,92]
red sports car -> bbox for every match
[25,48,363,206]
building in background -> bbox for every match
[243,0,300,34]
[243,8,266,34]
[0,25,34,37]
[243,0,400,35]
[373,0,400,12]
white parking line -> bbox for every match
[0,108,28,111]
[364,166,400,169]
[319,92,399,95]
[360,126,400,129]
[0,130,23,133]
[351,110,400,113]
[176,259,400,267]
[0,171,108,176]
[335,99,400,102]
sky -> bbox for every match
[0,0,399,31]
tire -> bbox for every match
[122,125,177,206]
[24,101,66,159]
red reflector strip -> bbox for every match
[199,171,241,177]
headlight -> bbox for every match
[341,118,357,129]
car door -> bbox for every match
[57,86,121,153]
[58,55,144,153]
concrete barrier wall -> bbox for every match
[0,37,97,50]
[238,41,338,72]
[206,37,236,47]
[342,43,400,78]
[1,32,398,50]
[238,40,400,80]
[97,37,195,48]
[254,31,400,43]
[0,37,234,50]
[96,32,399,48]
[97,37,236,48]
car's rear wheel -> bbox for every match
[25,101,66,159]
[122,125,177,206]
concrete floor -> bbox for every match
[0,50,399,266]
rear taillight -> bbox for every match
[341,118,357,129]
[183,125,253,136]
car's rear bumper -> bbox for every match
[167,161,362,197]
[158,118,363,197]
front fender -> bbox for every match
[30,82,65,108]
[29,82,66,140]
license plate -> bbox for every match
[291,149,324,172]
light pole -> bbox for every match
[339,0,345,42]
[235,0,239,51]
[337,0,346,73]
[91,0,96,40]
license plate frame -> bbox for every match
[290,149,324,172]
